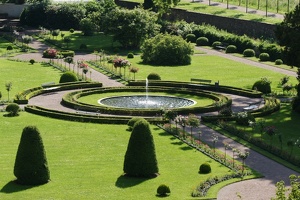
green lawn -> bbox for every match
[0,112,233,199]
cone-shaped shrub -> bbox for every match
[123,118,159,177]
[14,126,50,185]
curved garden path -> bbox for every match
[13,34,299,200]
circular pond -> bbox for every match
[98,95,196,109]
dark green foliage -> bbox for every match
[276,5,300,67]
[292,97,300,112]
[243,49,255,57]
[258,42,282,61]
[59,72,78,83]
[14,126,50,185]
[147,73,161,80]
[143,0,155,10]
[20,2,48,27]
[235,112,255,126]
[212,41,222,49]
[69,28,75,33]
[5,103,20,116]
[80,44,87,50]
[252,77,272,94]
[225,45,237,53]
[157,184,171,196]
[127,117,143,131]
[7,45,13,51]
[29,59,35,65]
[127,52,134,59]
[275,59,283,65]
[123,118,159,177]
[199,163,211,174]
[186,34,196,43]
[79,18,96,36]
[141,34,194,66]
[259,53,270,62]
[196,37,209,46]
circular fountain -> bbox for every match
[98,95,196,109]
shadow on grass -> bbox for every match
[115,174,152,188]
[0,180,36,194]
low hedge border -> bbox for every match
[61,86,232,116]
[128,80,262,98]
[24,105,166,124]
[201,97,280,122]
[14,82,103,104]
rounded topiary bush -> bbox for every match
[147,73,161,80]
[123,118,159,177]
[7,45,13,51]
[59,72,78,83]
[252,77,272,94]
[5,103,20,116]
[186,34,196,43]
[199,163,211,174]
[69,28,75,33]
[157,184,171,196]
[14,126,50,185]
[225,45,237,53]
[212,41,222,49]
[196,37,209,46]
[127,117,143,131]
[243,49,255,57]
[29,59,35,64]
[127,52,134,59]
[259,53,270,61]
[275,59,283,65]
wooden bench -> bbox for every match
[191,78,212,84]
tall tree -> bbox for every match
[123,118,159,177]
[14,126,50,185]
[276,5,300,68]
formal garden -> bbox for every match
[0,0,300,199]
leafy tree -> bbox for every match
[5,103,20,116]
[5,82,12,101]
[276,4,300,67]
[64,56,73,71]
[123,118,159,177]
[79,18,97,36]
[154,0,180,17]
[141,33,194,65]
[102,7,160,49]
[129,66,139,80]
[187,114,200,138]
[272,175,300,200]
[14,126,50,185]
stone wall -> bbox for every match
[0,3,27,18]
[115,0,277,38]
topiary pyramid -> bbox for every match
[123,118,159,177]
[14,126,50,185]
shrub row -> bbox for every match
[128,80,262,98]
[62,86,231,116]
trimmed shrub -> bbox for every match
[29,59,35,65]
[252,77,272,94]
[14,126,50,185]
[123,118,159,177]
[186,33,196,43]
[127,52,134,59]
[259,53,270,61]
[5,103,20,116]
[243,49,255,57]
[141,34,194,66]
[235,112,255,126]
[58,50,75,58]
[157,184,171,196]
[7,45,13,51]
[199,163,211,174]
[275,59,283,65]
[69,28,75,33]
[127,117,143,130]
[212,41,222,49]
[59,72,78,83]
[196,37,209,46]
[225,45,237,53]
[147,73,161,80]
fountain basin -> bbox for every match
[98,95,195,109]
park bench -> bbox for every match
[190,78,212,84]
[215,42,228,51]
[243,100,263,111]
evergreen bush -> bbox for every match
[5,103,20,116]
[80,43,88,50]
[243,49,255,57]
[123,118,159,177]
[196,37,209,46]
[186,33,196,43]
[275,59,283,65]
[29,59,35,64]
[147,73,161,80]
[127,117,143,131]
[225,45,237,53]
[212,41,222,49]
[14,126,50,185]
[157,184,171,196]
[199,163,211,174]
[259,53,270,61]
[127,52,134,58]
[59,72,78,83]
[7,45,13,51]
[235,112,255,126]
[252,77,272,94]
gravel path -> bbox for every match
[14,34,300,200]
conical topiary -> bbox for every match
[123,118,159,177]
[14,126,50,185]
